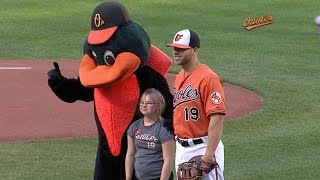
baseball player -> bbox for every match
[166,29,225,180]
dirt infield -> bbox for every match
[0,60,264,141]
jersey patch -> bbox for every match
[211,91,222,105]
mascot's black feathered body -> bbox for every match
[47,1,173,179]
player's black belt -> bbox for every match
[176,137,204,147]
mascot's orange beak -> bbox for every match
[79,52,141,88]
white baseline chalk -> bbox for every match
[0,67,32,70]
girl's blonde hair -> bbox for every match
[140,88,166,115]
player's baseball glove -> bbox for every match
[177,155,218,180]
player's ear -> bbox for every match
[193,47,199,54]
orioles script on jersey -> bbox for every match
[135,133,159,143]
[173,84,200,107]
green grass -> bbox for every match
[1,0,320,179]
[0,137,96,180]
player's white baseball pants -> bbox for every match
[175,136,224,180]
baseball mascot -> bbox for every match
[47,1,173,179]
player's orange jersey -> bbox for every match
[173,64,225,138]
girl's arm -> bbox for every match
[125,135,136,180]
[160,139,175,180]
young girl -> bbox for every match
[125,88,175,180]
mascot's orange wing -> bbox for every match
[147,45,172,76]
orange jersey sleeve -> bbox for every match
[173,64,225,138]
[201,76,226,117]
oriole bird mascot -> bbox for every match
[47,1,173,179]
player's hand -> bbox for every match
[201,155,215,164]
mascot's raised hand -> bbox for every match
[47,61,93,103]
[47,62,65,86]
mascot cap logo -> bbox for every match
[88,1,130,45]
[166,29,200,49]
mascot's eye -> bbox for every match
[91,51,98,64]
[103,50,115,65]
